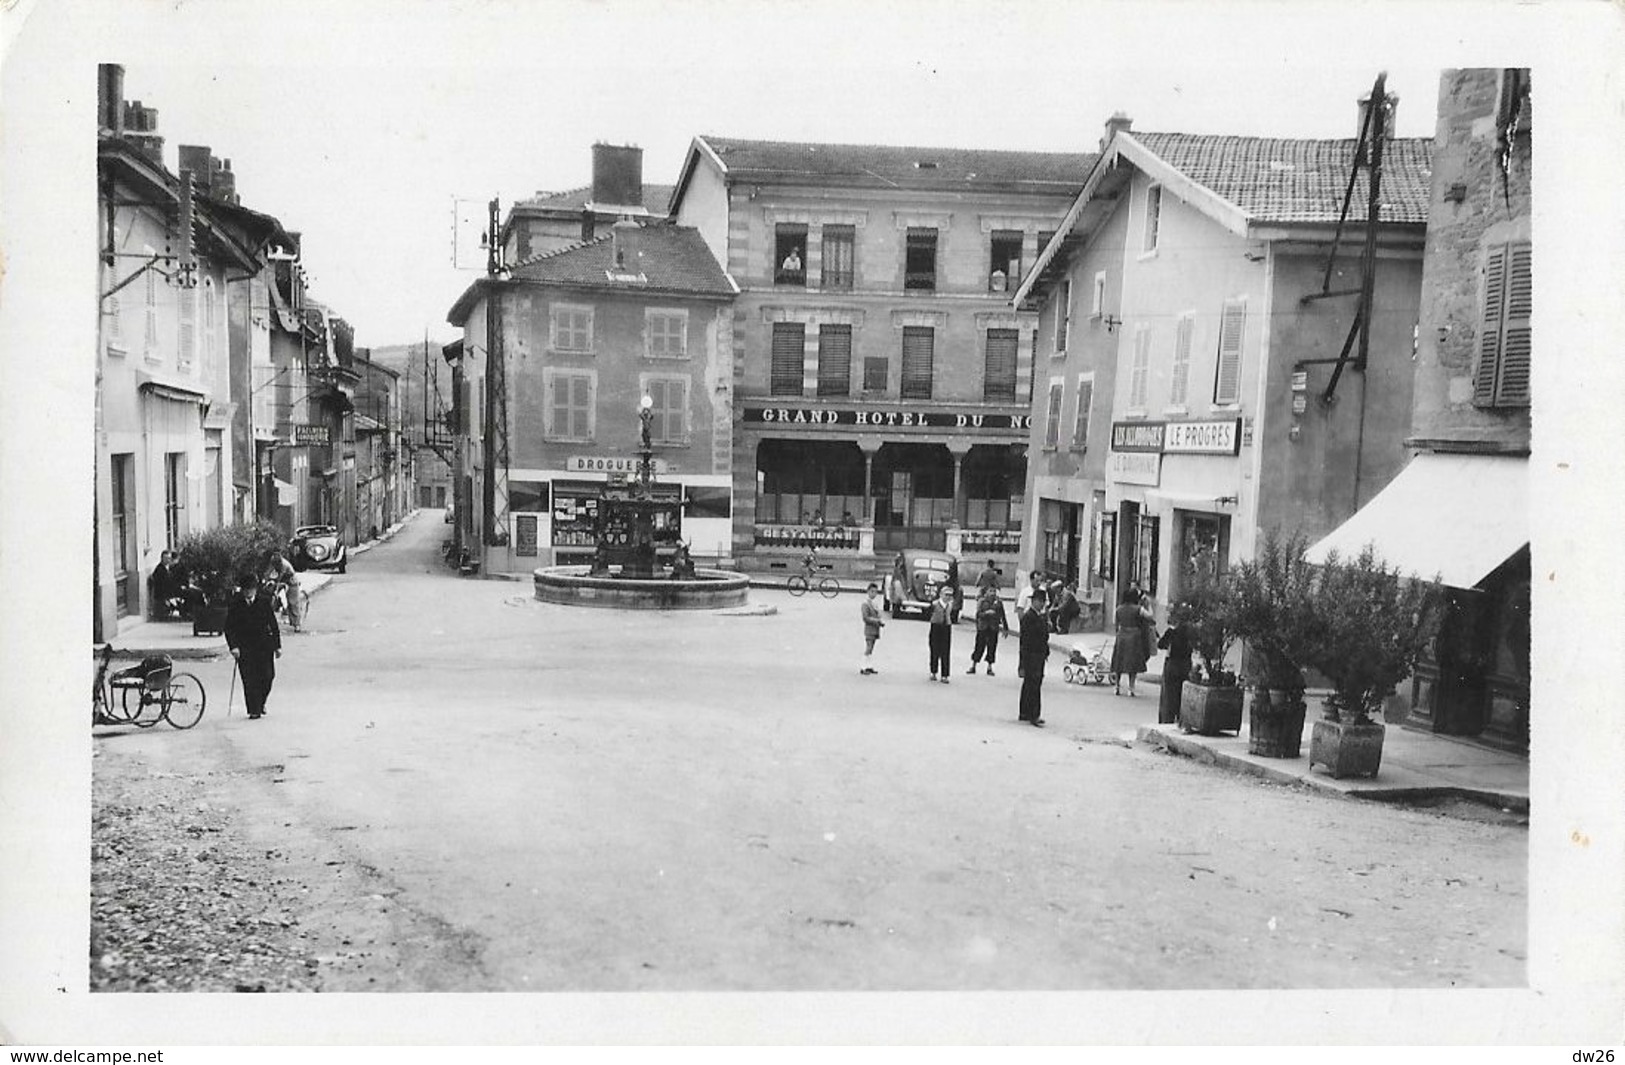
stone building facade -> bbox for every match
[669,136,1091,576]
[1311,69,1531,752]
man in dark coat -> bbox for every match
[224,572,281,720]
[1018,587,1049,726]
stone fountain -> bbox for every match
[533,395,749,610]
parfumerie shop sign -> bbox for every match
[743,406,1032,430]
[1109,418,1242,456]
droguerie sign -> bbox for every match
[743,406,1031,431]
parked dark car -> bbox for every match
[290,524,348,573]
[886,548,959,619]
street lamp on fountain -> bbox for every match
[637,393,655,495]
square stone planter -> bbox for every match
[1179,682,1244,736]
[1247,687,1308,758]
[1309,716,1385,778]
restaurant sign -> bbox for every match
[743,406,1032,431]
[293,423,330,446]
[754,524,861,550]
[567,455,671,474]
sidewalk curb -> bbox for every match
[1135,724,1530,813]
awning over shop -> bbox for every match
[1306,453,1527,589]
[136,374,207,405]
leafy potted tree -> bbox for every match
[1304,544,1437,779]
[1175,564,1243,736]
[175,521,287,636]
[1225,530,1318,759]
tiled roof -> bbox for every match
[700,135,1093,192]
[517,184,675,216]
[1132,132,1432,225]
[508,223,733,296]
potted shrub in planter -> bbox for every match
[1174,565,1243,735]
[175,521,287,636]
[1304,544,1437,779]
[1226,530,1318,758]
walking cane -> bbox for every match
[226,655,240,718]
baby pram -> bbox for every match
[1061,639,1115,686]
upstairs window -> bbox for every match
[1169,313,1194,407]
[821,225,854,290]
[862,356,888,394]
[900,327,935,398]
[643,376,689,444]
[1071,374,1094,450]
[1143,184,1163,254]
[983,328,1019,401]
[817,324,852,397]
[1043,381,1064,449]
[177,284,197,371]
[904,228,937,291]
[1129,325,1151,409]
[1474,241,1532,408]
[1212,299,1246,406]
[551,305,594,352]
[775,224,807,286]
[989,230,1023,292]
[545,370,595,441]
[646,309,688,359]
[1091,272,1106,317]
[770,322,806,395]
[1055,279,1072,353]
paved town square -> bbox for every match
[90,513,1526,992]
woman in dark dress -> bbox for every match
[1109,589,1151,697]
[1156,603,1194,724]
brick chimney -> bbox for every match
[122,100,164,164]
[1101,112,1133,153]
[98,64,124,136]
[1357,92,1398,142]
[179,145,241,204]
[591,143,644,209]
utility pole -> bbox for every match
[481,196,511,551]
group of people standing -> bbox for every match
[858,558,1056,728]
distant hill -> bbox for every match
[363,341,453,437]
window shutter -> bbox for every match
[770,323,805,396]
[178,285,196,369]
[1213,299,1245,405]
[1072,378,1093,448]
[1130,327,1151,407]
[1474,247,1506,405]
[1044,382,1063,448]
[571,374,592,438]
[545,374,559,437]
[817,325,852,396]
[1499,244,1532,405]
[1170,315,1194,406]
[1056,280,1071,352]
[984,329,1018,400]
[145,267,159,348]
[900,327,934,399]
[1478,242,1532,407]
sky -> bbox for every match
[36,0,1486,348]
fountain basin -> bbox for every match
[533,566,750,610]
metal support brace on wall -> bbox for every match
[1301,71,1389,404]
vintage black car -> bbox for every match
[290,524,348,573]
[885,548,960,619]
